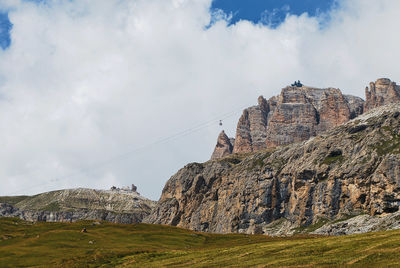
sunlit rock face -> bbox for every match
[146,104,400,235]
[214,78,399,159]
[364,78,400,112]
[233,96,270,153]
[147,79,400,236]
[230,85,364,155]
[211,130,234,160]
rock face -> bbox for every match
[230,86,364,155]
[312,211,400,236]
[233,96,270,153]
[146,104,400,235]
[211,131,234,160]
[0,188,156,224]
[0,203,147,224]
[365,78,400,112]
[344,94,365,119]
[212,79,399,159]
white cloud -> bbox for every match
[0,0,399,199]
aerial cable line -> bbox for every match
[8,113,230,195]
[10,108,236,180]
[8,103,251,195]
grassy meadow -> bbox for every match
[1,217,400,267]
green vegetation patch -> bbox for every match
[2,218,400,267]
[269,157,286,171]
[250,151,273,169]
[349,132,365,142]
[371,126,400,155]
[221,156,242,165]
[332,213,363,224]
[294,218,330,234]
[0,196,29,205]
[40,202,61,212]
[322,154,344,165]
[217,152,254,166]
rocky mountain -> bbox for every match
[145,102,400,235]
[232,85,364,154]
[0,188,155,224]
[311,210,400,236]
[212,79,398,157]
[4,78,399,237]
[365,78,400,112]
[211,130,234,160]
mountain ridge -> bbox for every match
[146,102,400,235]
[212,78,399,159]
[0,187,156,224]
[2,78,400,236]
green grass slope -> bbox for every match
[0,196,29,206]
[1,217,400,267]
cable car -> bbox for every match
[219,120,223,126]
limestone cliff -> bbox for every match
[0,188,156,224]
[211,131,234,160]
[232,96,270,153]
[212,79,397,159]
[365,78,400,112]
[146,104,400,235]
[231,86,364,153]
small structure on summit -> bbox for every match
[110,184,140,195]
[291,80,303,87]
[131,184,137,192]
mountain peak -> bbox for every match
[212,78,397,159]
[211,130,234,160]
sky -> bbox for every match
[0,0,399,200]
[211,0,336,26]
[0,0,336,48]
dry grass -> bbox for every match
[1,217,400,267]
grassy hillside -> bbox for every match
[0,196,29,205]
[1,218,400,267]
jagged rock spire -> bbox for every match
[211,130,234,160]
[210,78,399,159]
[364,78,400,112]
[233,96,269,153]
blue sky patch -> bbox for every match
[211,0,336,27]
[0,0,337,50]
[0,12,12,50]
